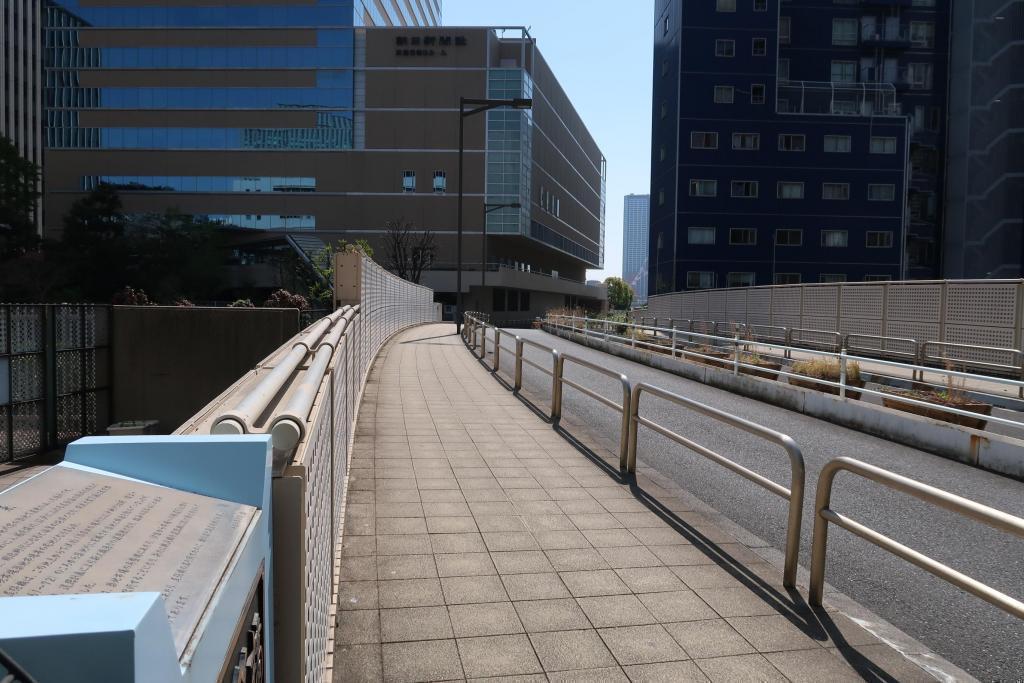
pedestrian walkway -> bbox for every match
[332,323,943,682]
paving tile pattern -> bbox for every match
[333,324,936,683]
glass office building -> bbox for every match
[622,194,650,304]
[41,10,607,318]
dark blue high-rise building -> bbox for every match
[650,0,949,294]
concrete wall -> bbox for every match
[112,306,300,433]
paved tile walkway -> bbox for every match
[332,324,940,682]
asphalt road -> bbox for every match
[504,328,1024,681]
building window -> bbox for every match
[402,170,416,192]
[689,179,718,197]
[822,183,850,200]
[868,184,896,201]
[658,189,666,205]
[727,272,756,287]
[830,61,857,83]
[751,84,766,104]
[866,231,894,248]
[821,230,849,247]
[775,273,801,285]
[659,145,667,161]
[909,63,934,89]
[661,59,669,76]
[433,171,446,193]
[912,0,935,5]
[777,182,804,199]
[688,227,716,245]
[779,17,791,44]
[778,134,805,152]
[731,181,759,198]
[663,16,670,36]
[865,275,892,281]
[729,228,757,245]
[716,0,736,12]
[832,18,858,46]
[820,274,847,283]
[660,101,668,119]
[870,136,898,154]
[752,38,767,56]
[910,22,935,48]
[687,271,717,289]
[732,133,760,150]
[716,39,736,57]
[824,134,851,153]
[690,131,719,149]
[714,86,735,104]
[777,59,790,81]
[754,0,768,10]
[776,228,802,246]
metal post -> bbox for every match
[671,324,677,358]
[626,384,641,474]
[551,351,563,424]
[733,334,740,376]
[493,328,501,372]
[514,337,524,392]
[839,348,848,399]
[455,100,465,336]
[619,376,631,471]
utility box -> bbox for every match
[0,435,274,683]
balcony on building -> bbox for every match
[776,81,901,117]
[860,22,913,49]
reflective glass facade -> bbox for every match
[485,68,533,235]
[82,176,316,193]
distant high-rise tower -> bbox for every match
[622,194,650,305]
[2,0,43,234]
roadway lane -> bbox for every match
[503,328,1024,681]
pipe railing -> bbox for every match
[463,312,1024,612]
[809,457,1024,618]
[548,315,1024,433]
[626,382,805,588]
[462,312,805,587]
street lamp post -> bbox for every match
[456,96,532,334]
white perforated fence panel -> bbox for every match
[646,280,1024,370]
[293,256,434,683]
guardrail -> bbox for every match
[630,313,1024,388]
[626,383,805,587]
[809,457,1024,619]
[548,315,1024,434]
[463,312,1024,615]
[462,312,806,588]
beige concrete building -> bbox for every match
[42,3,606,320]
[2,0,43,233]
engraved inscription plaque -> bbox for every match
[0,467,257,657]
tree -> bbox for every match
[302,239,374,307]
[0,135,41,262]
[604,276,634,310]
[263,289,309,310]
[58,183,131,301]
[384,219,436,284]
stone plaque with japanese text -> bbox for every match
[0,466,257,656]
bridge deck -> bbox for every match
[334,324,942,682]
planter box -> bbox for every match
[882,393,992,430]
[687,350,731,370]
[789,377,865,401]
[740,360,782,381]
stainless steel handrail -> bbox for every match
[553,353,631,467]
[626,382,806,587]
[809,457,1024,618]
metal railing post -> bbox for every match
[626,383,641,474]
[514,337,524,392]
[631,321,637,348]
[493,328,501,372]
[551,350,563,424]
[671,324,677,358]
[619,375,632,471]
[839,348,848,399]
[733,334,740,376]
[480,323,487,359]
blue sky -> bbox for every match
[443,0,654,281]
